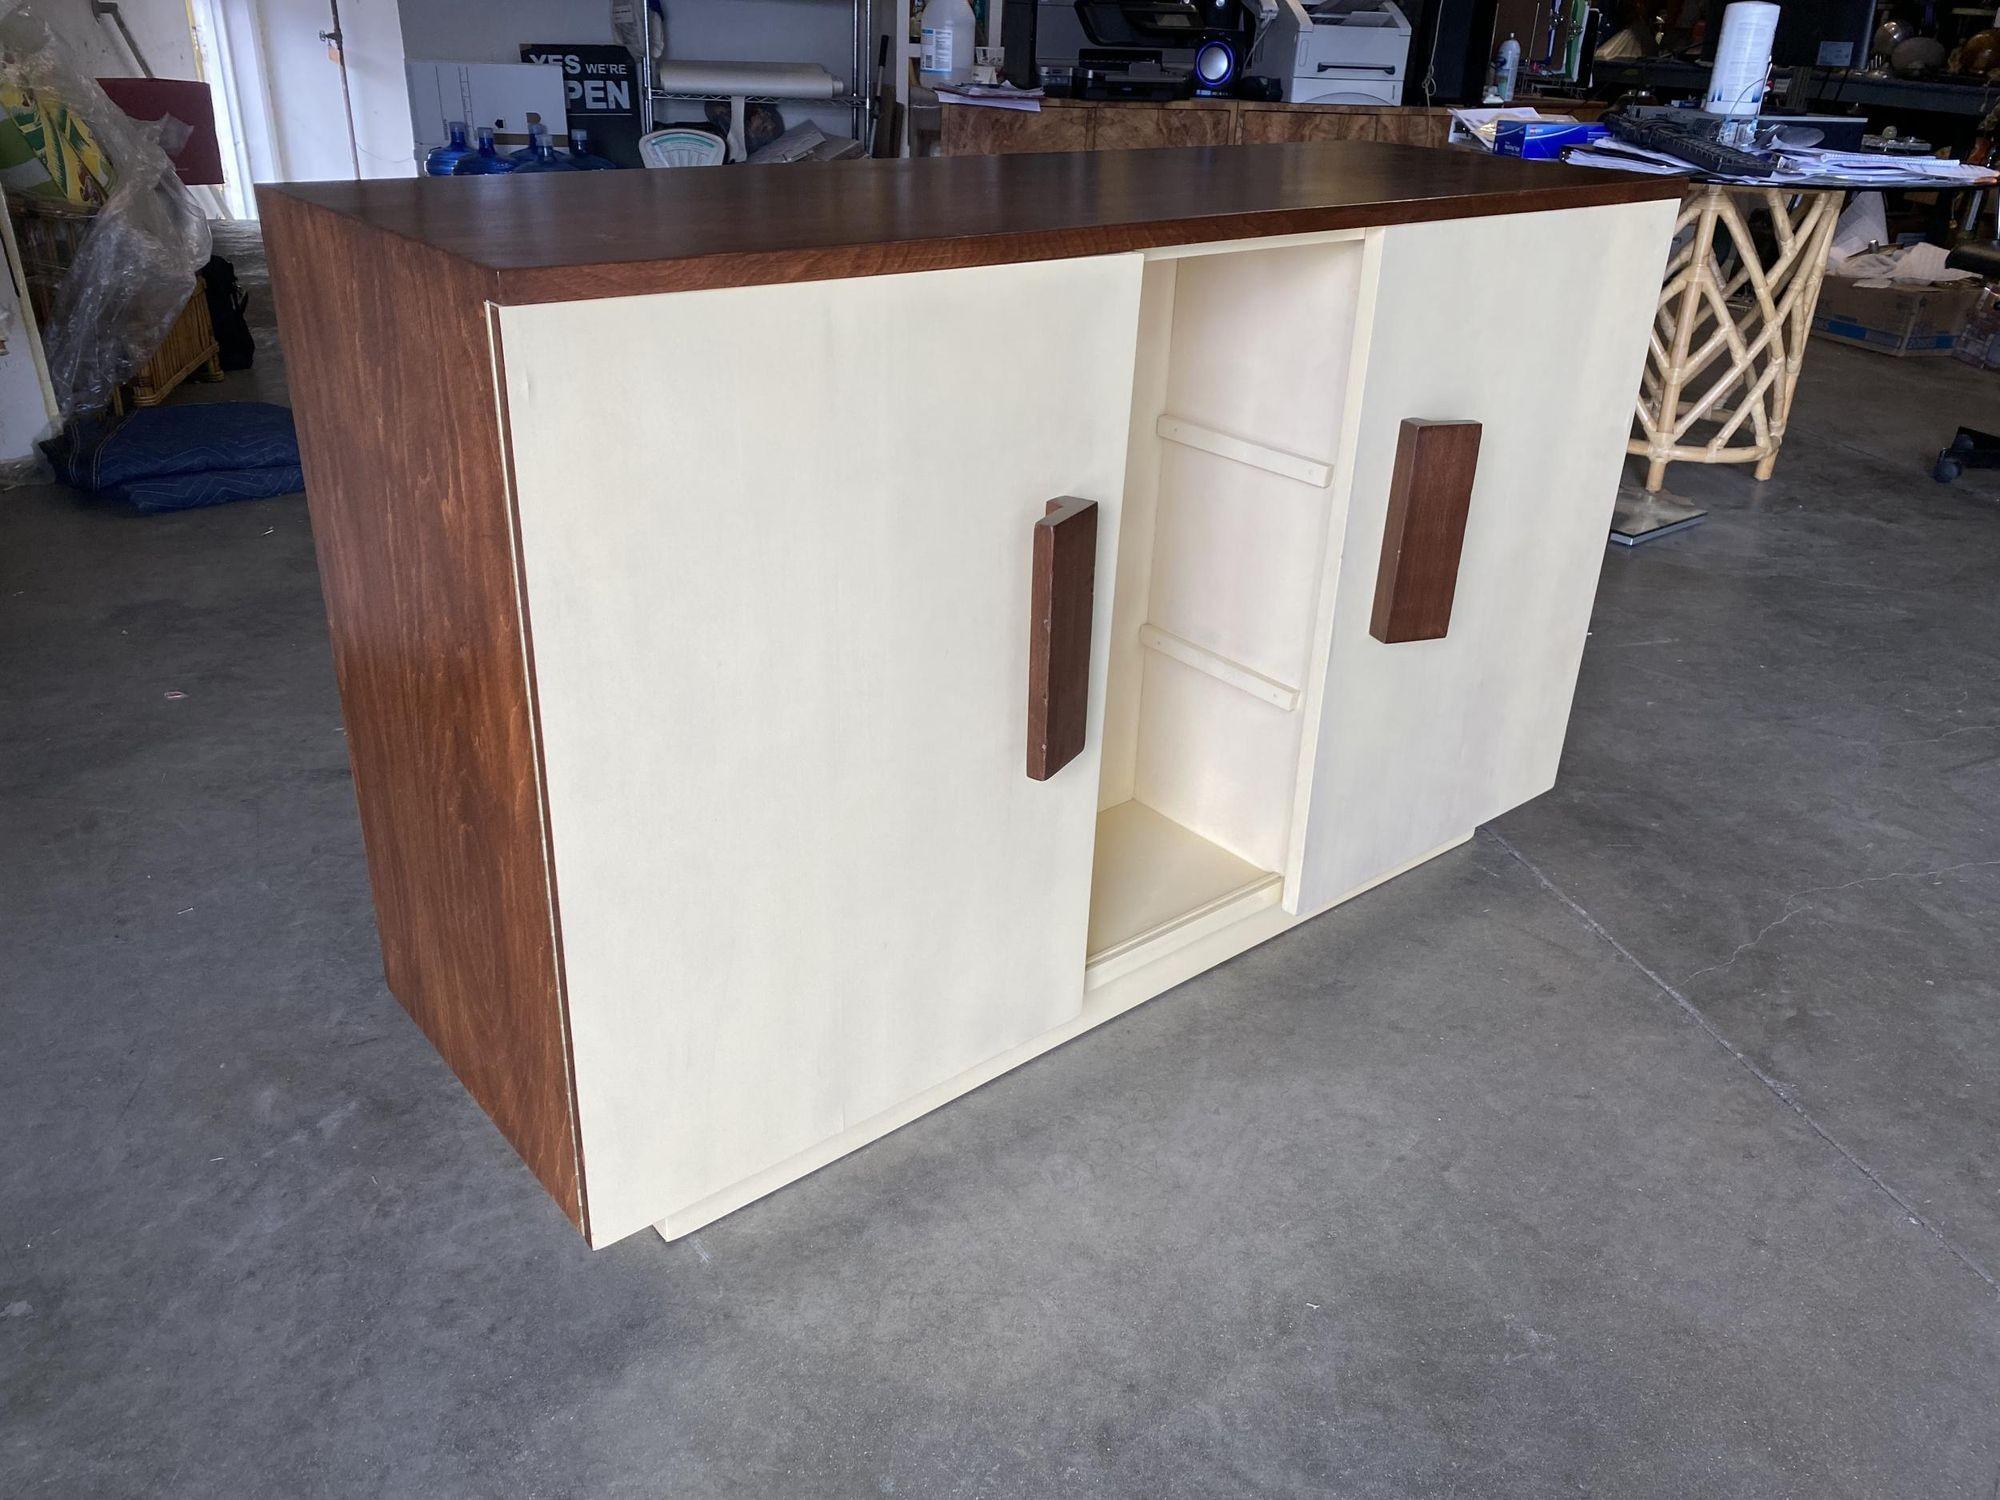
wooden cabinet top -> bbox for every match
[260,141,1679,305]
[948,95,1607,118]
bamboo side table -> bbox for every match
[1630,184,1843,495]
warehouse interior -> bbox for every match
[4,0,2000,1494]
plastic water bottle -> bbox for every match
[509,120,555,163]
[920,0,977,88]
[513,126,580,173]
[424,120,471,176]
[566,127,618,170]
[451,125,517,175]
[1493,33,1522,101]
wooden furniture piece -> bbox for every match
[1027,498,1100,781]
[941,97,1613,159]
[1630,184,1843,494]
[942,96,1458,156]
[6,196,222,414]
[261,144,1679,1249]
[1371,419,1482,644]
[123,288,222,408]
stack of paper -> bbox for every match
[934,83,1044,112]
[1791,148,1994,184]
[1563,138,1998,188]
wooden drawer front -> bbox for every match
[1238,107,1379,145]
[945,104,1093,155]
[1374,110,1450,148]
[1093,106,1234,151]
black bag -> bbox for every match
[202,255,255,371]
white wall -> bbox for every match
[225,0,414,181]
[396,0,865,143]
[183,0,415,195]
[33,0,198,80]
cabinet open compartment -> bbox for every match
[1086,234,1367,985]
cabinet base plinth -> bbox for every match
[651,829,1474,1247]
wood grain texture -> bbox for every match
[264,143,1683,305]
[945,103,1093,155]
[1370,419,1483,644]
[1373,110,1453,148]
[1092,105,1234,151]
[1028,499,1099,781]
[257,187,586,1234]
[1238,107,1379,145]
[944,99,1457,156]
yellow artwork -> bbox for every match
[0,82,112,205]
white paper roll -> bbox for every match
[654,60,841,100]
[1704,1,1779,120]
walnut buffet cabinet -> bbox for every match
[262,143,1681,1247]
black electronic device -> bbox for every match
[1403,0,1501,103]
[1002,0,1040,87]
[1700,0,1878,69]
[1066,66,1198,98]
[1035,0,1255,83]
[1192,33,1243,91]
[1622,102,1867,150]
[1604,109,1777,174]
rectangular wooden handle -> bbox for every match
[1027,498,1098,781]
[1371,418,1482,644]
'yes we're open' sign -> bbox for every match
[520,44,642,167]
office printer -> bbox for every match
[1262,0,1414,105]
[1028,0,1408,103]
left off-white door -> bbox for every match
[499,257,1144,1246]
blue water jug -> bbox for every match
[452,125,517,175]
[512,125,580,173]
[424,120,471,177]
[566,127,619,170]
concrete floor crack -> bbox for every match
[1486,828,2000,1297]
[1682,859,2000,985]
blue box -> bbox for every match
[1493,121,1609,160]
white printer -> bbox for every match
[1259,0,1414,105]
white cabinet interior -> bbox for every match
[1089,236,1366,989]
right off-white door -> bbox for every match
[499,256,1144,1246]
[1290,200,1679,914]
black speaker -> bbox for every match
[1002,0,1039,88]
[1191,34,1241,92]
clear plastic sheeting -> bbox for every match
[0,0,210,422]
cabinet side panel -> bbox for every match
[260,191,584,1233]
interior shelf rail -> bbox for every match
[1155,414,1335,488]
[1137,624,1302,712]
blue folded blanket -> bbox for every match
[109,464,307,515]
[46,402,303,513]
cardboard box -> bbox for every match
[1955,287,2000,373]
[1492,120,1608,160]
[1812,274,1986,357]
[405,60,568,158]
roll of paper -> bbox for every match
[654,60,841,99]
[1703,1,1779,121]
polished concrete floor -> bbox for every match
[5,240,2000,1496]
